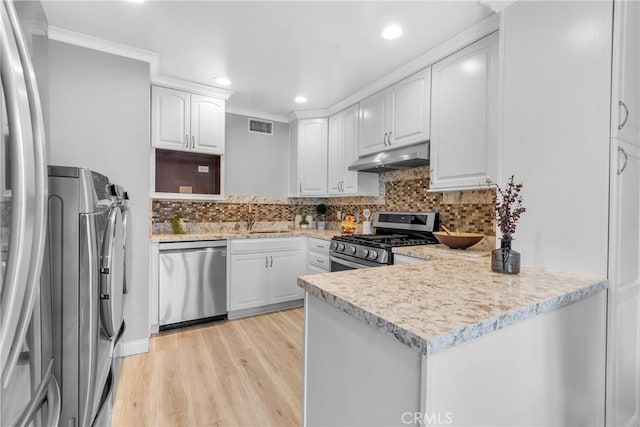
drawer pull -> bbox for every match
[316,259,324,264]
[316,245,324,249]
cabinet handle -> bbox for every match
[618,146,628,175]
[383,132,388,146]
[270,256,273,267]
[299,182,302,193]
[317,259,324,264]
[619,101,629,130]
[387,131,392,145]
[185,134,189,148]
[191,135,195,149]
[265,256,268,268]
[316,244,324,249]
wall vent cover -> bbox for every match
[248,118,274,135]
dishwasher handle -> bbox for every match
[159,240,226,251]
[160,247,227,256]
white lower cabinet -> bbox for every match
[307,237,330,273]
[229,238,305,314]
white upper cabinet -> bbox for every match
[190,94,225,154]
[295,118,328,196]
[152,86,225,155]
[358,91,389,156]
[328,104,376,195]
[358,68,431,157]
[429,32,498,192]
[152,87,190,151]
[611,0,640,146]
[389,68,431,148]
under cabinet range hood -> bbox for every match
[348,142,430,173]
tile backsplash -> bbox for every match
[151,166,495,235]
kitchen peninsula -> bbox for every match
[299,256,607,426]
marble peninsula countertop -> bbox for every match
[298,258,607,355]
[150,228,341,242]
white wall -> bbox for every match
[47,40,151,351]
[224,113,290,196]
[499,1,612,277]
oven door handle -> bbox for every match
[330,255,371,270]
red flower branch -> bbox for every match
[489,175,526,240]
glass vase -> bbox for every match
[491,238,520,274]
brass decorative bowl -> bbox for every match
[433,231,485,249]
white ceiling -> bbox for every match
[41,1,493,118]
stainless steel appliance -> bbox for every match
[330,212,439,271]
[159,240,227,329]
[46,166,125,426]
[0,0,61,425]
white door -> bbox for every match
[268,250,305,303]
[229,253,269,311]
[611,0,640,144]
[151,86,190,151]
[191,94,225,155]
[430,32,498,191]
[607,139,640,427]
[341,104,360,194]
[389,67,431,149]
[327,112,344,195]
[358,90,388,156]
[298,119,328,196]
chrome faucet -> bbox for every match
[246,202,256,231]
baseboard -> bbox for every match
[114,337,150,357]
[228,299,304,320]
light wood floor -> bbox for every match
[111,308,304,427]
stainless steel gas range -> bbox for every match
[329,211,440,271]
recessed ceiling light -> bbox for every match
[294,96,308,103]
[381,25,403,40]
[128,0,145,3]
[214,77,231,86]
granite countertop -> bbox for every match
[150,228,341,242]
[298,259,607,355]
[393,236,495,260]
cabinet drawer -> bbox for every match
[308,251,330,270]
[230,237,302,254]
[308,237,331,254]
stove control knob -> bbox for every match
[349,246,357,255]
[362,249,369,257]
[337,243,345,251]
[369,251,378,260]
[329,242,337,251]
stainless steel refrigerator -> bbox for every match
[0,0,61,425]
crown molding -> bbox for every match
[226,106,289,123]
[478,0,517,13]
[152,75,233,101]
[287,109,330,122]
[47,25,233,101]
[48,26,160,75]
[325,14,500,117]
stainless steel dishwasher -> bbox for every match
[159,240,227,329]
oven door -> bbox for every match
[329,253,384,272]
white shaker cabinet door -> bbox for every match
[611,0,640,146]
[429,32,498,191]
[389,67,431,149]
[327,113,344,195]
[341,104,360,194]
[191,94,225,155]
[297,119,328,196]
[268,250,305,304]
[151,86,190,150]
[229,252,269,311]
[358,90,388,156]
[607,138,640,427]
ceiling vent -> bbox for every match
[248,118,274,136]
